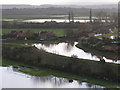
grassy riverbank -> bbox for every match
[76,43,119,61]
[2,59,120,88]
[2,40,61,44]
[2,42,120,83]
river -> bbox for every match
[0,66,104,88]
[33,42,119,64]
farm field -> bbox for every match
[2,28,67,37]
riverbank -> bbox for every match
[2,42,120,83]
[76,43,119,61]
[2,40,61,44]
[2,59,120,88]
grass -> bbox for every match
[2,42,32,48]
[2,40,60,44]
[76,43,119,61]
[2,59,29,67]
[2,59,120,88]
[96,29,118,38]
[2,42,120,89]
[2,28,66,37]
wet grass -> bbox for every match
[2,43,32,48]
[2,40,60,44]
[76,43,119,61]
[2,59,29,67]
[2,59,120,88]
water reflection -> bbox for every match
[1,66,104,88]
[24,19,91,23]
[33,42,119,64]
[64,42,74,52]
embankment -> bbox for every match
[2,43,120,83]
[76,43,119,60]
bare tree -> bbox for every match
[110,13,118,23]
[78,23,92,37]
[68,11,74,23]
[95,10,108,23]
[25,29,34,39]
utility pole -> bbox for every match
[68,11,74,23]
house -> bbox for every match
[39,31,47,40]
[7,37,17,40]
[12,31,24,38]
[7,31,25,40]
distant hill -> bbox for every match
[1,4,118,9]
[1,4,118,19]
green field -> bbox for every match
[2,28,66,37]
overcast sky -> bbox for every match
[0,0,119,5]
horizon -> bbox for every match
[0,0,119,5]
[1,3,119,6]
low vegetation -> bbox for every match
[2,40,60,44]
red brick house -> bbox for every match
[7,31,25,40]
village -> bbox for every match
[2,27,119,53]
